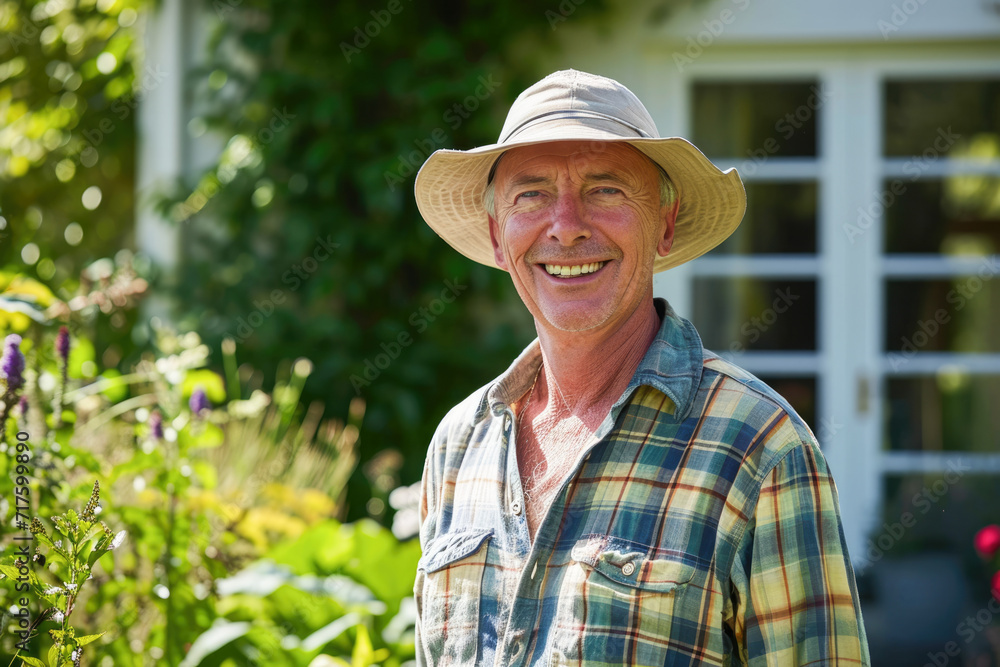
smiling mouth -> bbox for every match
[541,261,607,278]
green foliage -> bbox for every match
[1,481,119,667]
[0,0,148,361]
[183,519,420,666]
[159,0,609,517]
[0,286,416,666]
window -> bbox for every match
[689,81,823,427]
[879,78,1000,467]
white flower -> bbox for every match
[227,389,271,419]
[43,586,63,596]
[109,530,127,550]
[52,611,64,623]
[64,583,77,591]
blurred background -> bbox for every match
[1,0,998,664]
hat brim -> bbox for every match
[414,123,745,274]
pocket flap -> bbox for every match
[570,535,695,593]
[418,528,493,573]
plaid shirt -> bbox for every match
[415,298,869,666]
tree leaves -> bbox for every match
[162,0,616,521]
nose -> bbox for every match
[546,191,591,246]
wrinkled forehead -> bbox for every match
[490,141,663,188]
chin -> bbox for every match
[535,299,618,333]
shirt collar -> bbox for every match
[481,298,704,424]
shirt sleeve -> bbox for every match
[730,440,871,666]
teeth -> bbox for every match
[543,261,606,277]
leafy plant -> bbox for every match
[0,269,400,665]
[1,482,124,667]
[0,0,145,264]
[181,519,420,667]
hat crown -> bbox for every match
[498,69,660,144]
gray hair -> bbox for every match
[483,156,677,218]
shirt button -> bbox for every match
[511,499,522,515]
[621,561,636,576]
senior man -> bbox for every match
[412,70,869,667]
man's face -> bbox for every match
[488,141,677,333]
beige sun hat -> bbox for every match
[414,69,745,273]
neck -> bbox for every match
[530,295,661,427]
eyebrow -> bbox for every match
[507,174,551,189]
[583,172,630,187]
[505,172,631,190]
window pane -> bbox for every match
[884,278,1000,353]
[884,177,1000,255]
[883,79,1000,158]
[692,82,820,158]
[710,181,817,254]
[757,375,816,429]
[885,375,1000,452]
[692,278,816,352]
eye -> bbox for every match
[516,190,541,201]
[594,187,622,195]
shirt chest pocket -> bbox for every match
[415,528,492,667]
[551,537,696,667]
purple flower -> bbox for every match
[189,386,210,416]
[1,334,26,393]
[149,410,164,440]
[56,326,70,363]
[18,395,28,416]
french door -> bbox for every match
[652,49,1000,564]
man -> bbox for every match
[412,69,869,666]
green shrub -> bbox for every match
[1,268,415,666]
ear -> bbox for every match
[488,215,510,271]
[656,198,680,257]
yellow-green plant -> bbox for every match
[1,482,125,667]
[1,273,379,665]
